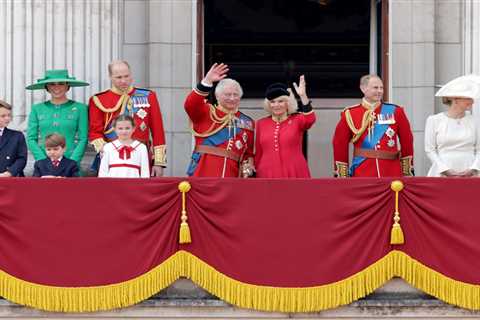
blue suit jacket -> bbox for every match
[0,127,27,176]
[33,157,79,177]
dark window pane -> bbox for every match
[204,0,371,98]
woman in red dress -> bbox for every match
[254,76,316,178]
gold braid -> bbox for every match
[345,108,375,143]
[190,105,235,138]
[92,94,129,114]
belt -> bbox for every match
[354,148,399,160]
[194,145,241,162]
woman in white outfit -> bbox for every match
[425,75,480,177]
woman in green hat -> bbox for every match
[26,69,89,168]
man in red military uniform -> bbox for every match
[184,63,254,177]
[89,60,166,176]
[332,75,414,177]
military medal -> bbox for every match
[387,139,396,147]
[386,127,395,138]
[235,140,243,150]
[136,108,147,119]
[378,113,396,124]
[139,121,147,131]
[242,132,248,143]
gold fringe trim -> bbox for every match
[0,253,183,312]
[1,250,480,312]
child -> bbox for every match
[98,115,150,178]
[0,100,27,177]
[33,133,79,177]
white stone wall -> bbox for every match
[391,0,441,176]
[122,0,195,177]
[0,0,121,130]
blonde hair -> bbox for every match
[360,74,382,88]
[263,94,298,115]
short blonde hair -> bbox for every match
[360,74,382,88]
[263,95,298,115]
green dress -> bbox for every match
[27,100,88,164]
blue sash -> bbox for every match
[187,113,253,176]
[103,88,150,141]
[349,103,396,176]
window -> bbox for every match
[204,0,371,98]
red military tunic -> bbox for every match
[88,86,167,166]
[332,100,414,177]
[184,87,254,177]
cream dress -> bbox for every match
[425,112,480,176]
[98,140,150,178]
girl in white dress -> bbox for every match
[98,115,150,178]
[425,77,480,177]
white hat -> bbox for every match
[435,74,480,99]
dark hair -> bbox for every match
[0,100,12,110]
[45,133,66,148]
[113,114,135,127]
[45,83,70,93]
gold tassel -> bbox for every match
[178,181,192,244]
[390,180,405,245]
[390,224,404,244]
[180,222,191,244]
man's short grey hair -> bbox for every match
[360,74,382,87]
[215,78,244,99]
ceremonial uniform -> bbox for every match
[88,87,166,167]
[184,84,254,177]
[332,100,414,177]
[98,140,150,178]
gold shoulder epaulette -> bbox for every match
[93,89,110,97]
[342,104,360,112]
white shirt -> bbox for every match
[424,112,480,176]
[98,140,150,178]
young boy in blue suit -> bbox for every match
[0,100,27,177]
[33,133,79,177]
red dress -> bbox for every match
[255,112,316,178]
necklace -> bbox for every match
[445,112,465,124]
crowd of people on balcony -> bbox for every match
[0,60,479,179]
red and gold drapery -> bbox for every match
[0,177,479,312]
